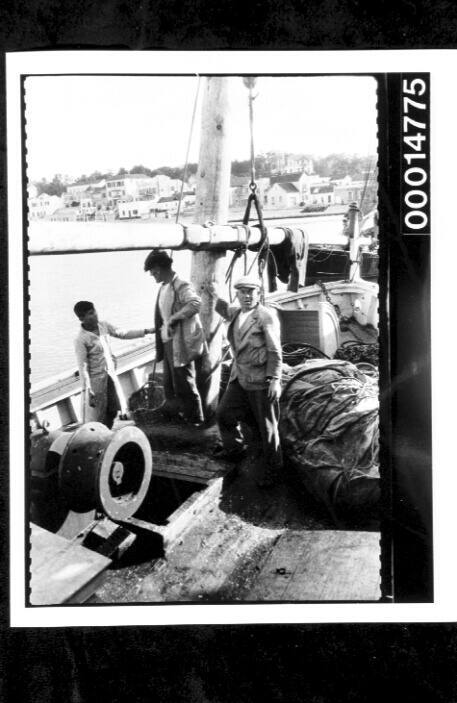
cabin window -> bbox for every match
[305,249,350,285]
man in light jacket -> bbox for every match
[144,250,208,425]
[208,274,283,487]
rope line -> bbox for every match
[224,76,271,300]
[175,74,201,224]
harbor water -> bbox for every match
[29,249,193,384]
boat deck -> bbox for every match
[93,451,381,604]
[30,318,380,605]
[30,523,111,605]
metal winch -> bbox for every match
[30,421,153,534]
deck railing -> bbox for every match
[30,339,156,429]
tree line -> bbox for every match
[33,154,376,197]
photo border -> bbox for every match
[7,52,448,624]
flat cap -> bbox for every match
[234,274,262,289]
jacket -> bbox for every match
[154,275,207,367]
[216,299,282,390]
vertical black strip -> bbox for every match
[21,75,32,607]
[381,73,433,602]
[376,73,393,602]
[0,51,10,629]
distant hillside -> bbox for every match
[33,153,377,195]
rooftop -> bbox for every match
[270,171,303,184]
[311,185,334,194]
[158,195,179,203]
[106,173,154,182]
[273,182,299,193]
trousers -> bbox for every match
[216,379,283,472]
[83,373,120,429]
[161,340,206,423]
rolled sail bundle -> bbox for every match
[279,359,380,517]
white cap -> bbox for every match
[233,274,262,290]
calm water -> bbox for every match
[29,249,193,384]
[29,215,343,384]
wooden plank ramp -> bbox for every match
[95,460,381,603]
[30,523,111,605]
[247,530,381,601]
[151,450,226,484]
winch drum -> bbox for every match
[58,422,152,521]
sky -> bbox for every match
[24,75,378,183]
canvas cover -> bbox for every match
[279,359,380,515]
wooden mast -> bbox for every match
[190,76,232,419]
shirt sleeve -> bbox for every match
[74,336,92,389]
[215,298,239,321]
[260,308,282,380]
[105,321,146,339]
[174,281,201,319]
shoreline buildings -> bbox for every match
[29,153,377,222]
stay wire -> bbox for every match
[225,77,269,298]
[175,74,201,225]
[245,81,270,293]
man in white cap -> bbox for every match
[208,274,283,487]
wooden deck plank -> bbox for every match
[248,530,381,601]
[137,510,281,602]
[136,419,220,452]
[30,523,111,605]
[136,489,380,603]
[151,450,226,484]
[135,475,285,602]
[95,466,380,604]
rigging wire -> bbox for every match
[175,74,201,225]
[244,77,274,300]
[359,158,372,215]
[244,76,258,190]
[225,76,272,301]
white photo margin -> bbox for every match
[7,49,457,627]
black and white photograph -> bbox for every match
[25,70,382,608]
[6,51,449,625]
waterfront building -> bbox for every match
[309,184,335,206]
[105,174,156,206]
[265,181,300,208]
[48,206,80,222]
[28,193,63,220]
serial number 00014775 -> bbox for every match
[401,76,430,234]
